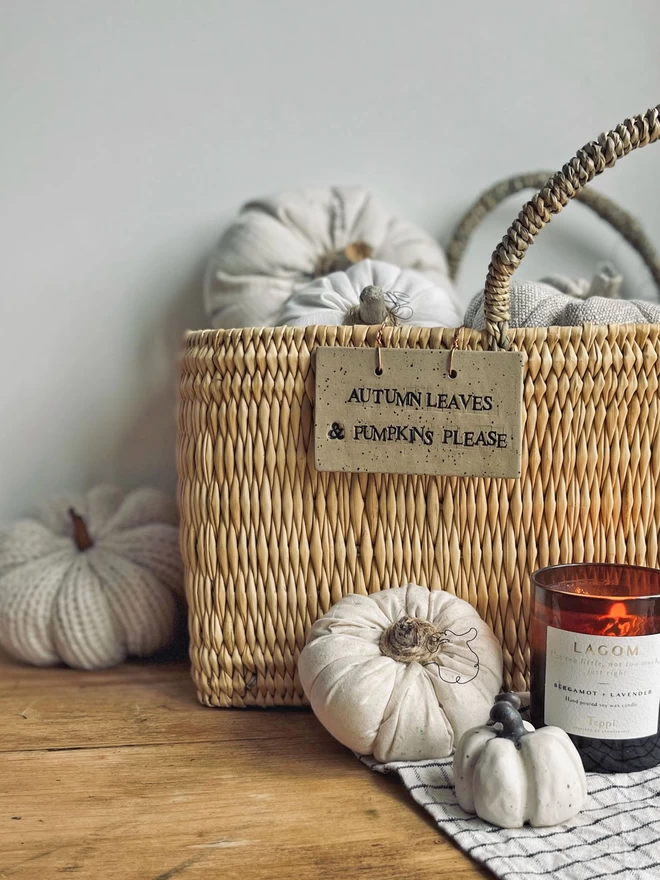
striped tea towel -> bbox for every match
[361,709,660,879]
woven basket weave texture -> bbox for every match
[178,321,660,705]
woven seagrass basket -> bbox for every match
[178,105,660,706]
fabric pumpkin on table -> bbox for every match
[277,258,461,328]
[0,485,184,669]
[298,584,503,763]
[204,186,451,328]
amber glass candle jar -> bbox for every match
[530,563,660,772]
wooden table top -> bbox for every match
[0,646,489,880]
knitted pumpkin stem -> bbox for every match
[69,508,94,551]
[379,615,446,664]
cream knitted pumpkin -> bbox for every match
[0,485,184,669]
[298,584,503,762]
[204,186,451,328]
[276,259,461,328]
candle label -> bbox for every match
[314,348,523,477]
[545,626,660,740]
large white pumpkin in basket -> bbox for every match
[298,584,503,762]
[204,186,451,328]
[0,485,183,669]
[277,259,461,328]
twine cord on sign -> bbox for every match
[375,321,385,376]
[447,327,462,379]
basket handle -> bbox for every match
[447,171,660,288]
[481,106,660,351]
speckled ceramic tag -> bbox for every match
[314,347,523,477]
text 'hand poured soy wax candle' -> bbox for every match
[530,564,660,772]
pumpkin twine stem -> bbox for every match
[69,508,94,551]
[314,240,373,277]
[345,285,401,327]
[379,615,446,664]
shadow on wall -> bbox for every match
[0,248,214,525]
[106,254,209,499]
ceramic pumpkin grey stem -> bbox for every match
[495,691,521,710]
[68,508,94,552]
[490,699,528,746]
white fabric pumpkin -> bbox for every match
[0,485,184,669]
[276,259,461,328]
[298,584,503,763]
[204,186,451,328]
[454,695,587,828]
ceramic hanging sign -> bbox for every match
[314,347,523,478]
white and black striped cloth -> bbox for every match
[362,718,660,879]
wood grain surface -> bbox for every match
[0,649,490,880]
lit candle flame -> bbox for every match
[599,601,641,637]
[609,602,628,619]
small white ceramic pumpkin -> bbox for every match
[0,485,184,669]
[276,259,461,328]
[298,584,503,763]
[454,694,587,828]
[204,186,451,328]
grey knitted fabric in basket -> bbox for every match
[464,281,660,329]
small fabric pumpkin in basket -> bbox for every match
[0,485,184,669]
[276,258,461,328]
[204,185,452,328]
[298,584,503,763]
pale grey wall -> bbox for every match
[2,0,659,520]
